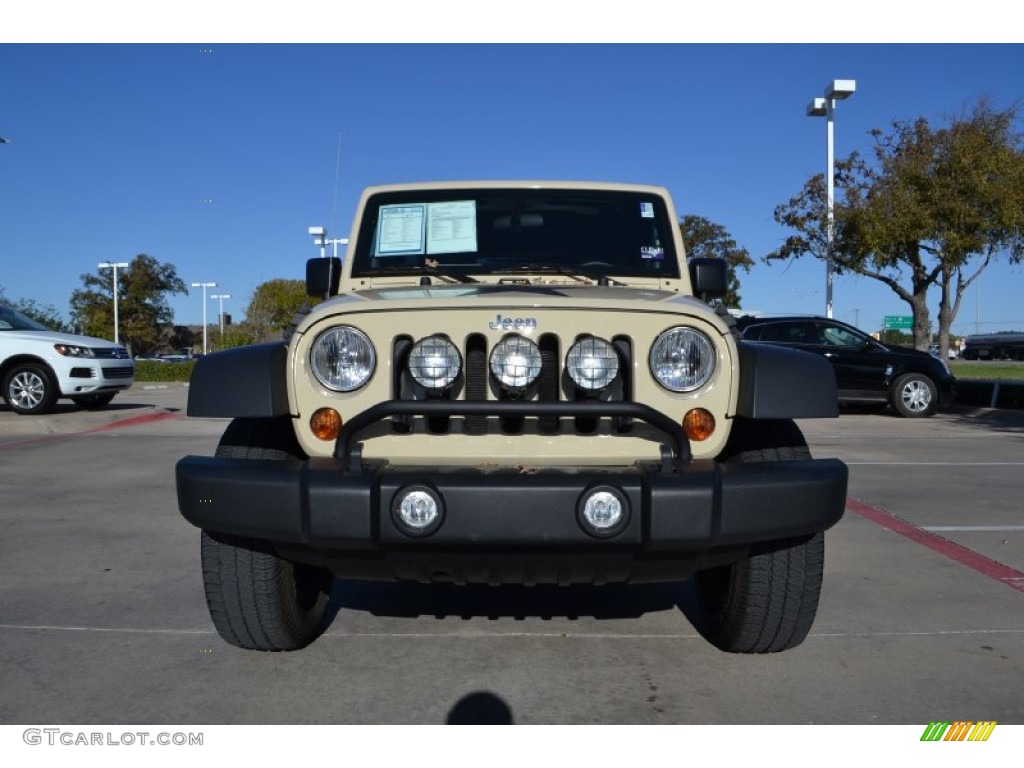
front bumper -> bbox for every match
[176,402,848,584]
[59,361,134,395]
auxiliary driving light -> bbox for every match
[577,487,629,538]
[409,335,462,390]
[489,334,542,390]
[566,336,619,390]
[392,486,444,536]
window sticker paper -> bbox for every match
[639,201,655,218]
[427,201,477,255]
[641,246,665,260]
[377,204,427,255]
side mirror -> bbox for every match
[687,257,727,302]
[306,257,342,299]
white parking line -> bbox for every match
[846,462,1024,466]
[922,526,1024,532]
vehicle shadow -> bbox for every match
[324,578,700,623]
[48,402,155,414]
[941,406,1024,434]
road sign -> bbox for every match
[884,315,913,330]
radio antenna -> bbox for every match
[330,131,342,235]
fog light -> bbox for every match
[392,486,444,536]
[683,408,715,441]
[577,487,628,538]
[310,408,342,441]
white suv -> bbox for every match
[0,305,134,415]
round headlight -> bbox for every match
[490,335,542,390]
[310,326,376,392]
[409,335,462,390]
[649,327,716,392]
[566,336,619,390]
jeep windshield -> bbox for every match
[349,188,681,282]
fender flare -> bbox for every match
[735,341,839,419]
[186,343,290,418]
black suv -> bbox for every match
[734,315,955,418]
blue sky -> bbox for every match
[2,34,1022,337]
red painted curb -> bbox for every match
[78,410,182,434]
[846,498,1024,594]
[0,411,182,450]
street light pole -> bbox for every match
[98,261,130,345]
[210,293,231,346]
[807,79,856,319]
[190,282,217,355]
[308,226,348,259]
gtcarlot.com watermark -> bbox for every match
[23,728,203,747]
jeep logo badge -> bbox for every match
[488,314,537,331]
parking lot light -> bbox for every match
[98,261,130,345]
[190,282,217,355]
[807,79,856,319]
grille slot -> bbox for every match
[463,334,488,435]
[537,333,560,434]
[102,366,133,379]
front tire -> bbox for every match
[890,373,937,418]
[693,418,826,653]
[3,363,59,415]
[200,417,333,651]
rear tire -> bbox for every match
[200,417,333,651]
[694,418,825,653]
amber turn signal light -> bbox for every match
[682,408,715,442]
[310,408,342,441]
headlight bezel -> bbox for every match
[309,325,377,393]
[648,326,717,393]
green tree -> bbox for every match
[679,215,754,308]
[69,254,187,354]
[240,279,309,344]
[769,101,1024,356]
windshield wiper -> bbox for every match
[361,264,479,284]
[489,263,627,286]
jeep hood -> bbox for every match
[320,283,711,313]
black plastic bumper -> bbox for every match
[177,401,847,583]
[177,454,847,553]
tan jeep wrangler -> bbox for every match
[177,181,847,654]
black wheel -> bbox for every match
[200,417,333,651]
[2,362,59,415]
[890,373,937,418]
[693,418,825,653]
[71,392,116,410]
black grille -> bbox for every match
[69,367,94,379]
[94,347,129,359]
[102,366,134,379]
[389,333,633,435]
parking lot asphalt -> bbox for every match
[0,386,1022,725]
